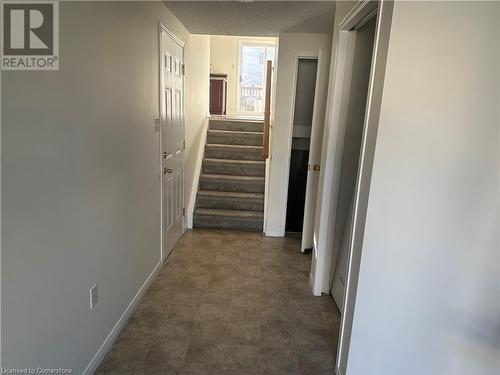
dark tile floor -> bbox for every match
[96,229,340,375]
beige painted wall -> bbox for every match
[185,35,210,212]
[210,36,239,115]
[265,32,332,236]
[1,2,207,372]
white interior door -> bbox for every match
[300,56,322,252]
[331,198,354,309]
[161,27,185,262]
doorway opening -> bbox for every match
[330,15,377,310]
[285,58,318,234]
[321,2,393,374]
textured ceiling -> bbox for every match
[164,1,336,36]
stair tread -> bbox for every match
[201,173,265,181]
[199,118,266,230]
[206,143,263,149]
[208,129,263,135]
[210,118,264,124]
[195,208,264,218]
[203,158,265,165]
[198,190,264,199]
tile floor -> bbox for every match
[96,229,340,375]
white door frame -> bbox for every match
[262,39,279,233]
[158,23,186,263]
[236,38,277,117]
[280,51,322,238]
[327,2,394,374]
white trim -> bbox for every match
[311,235,322,296]
[265,229,284,237]
[263,157,271,233]
[237,38,277,46]
[186,117,209,229]
[308,271,315,294]
[82,261,162,375]
[157,22,164,267]
[280,51,321,237]
[160,24,185,48]
[263,39,279,234]
[339,0,378,31]
[0,48,2,368]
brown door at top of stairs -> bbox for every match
[210,75,227,115]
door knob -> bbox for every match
[163,167,173,174]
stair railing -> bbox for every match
[262,60,272,160]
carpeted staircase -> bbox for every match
[193,118,265,231]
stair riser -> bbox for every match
[207,132,263,146]
[197,196,264,211]
[194,215,263,231]
[205,146,262,161]
[200,178,265,193]
[209,120,264,132]
[195,120,266,232]
[202,161,265,177]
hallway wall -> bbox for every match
[185,35,211,217]
[347,2,500,373]
[1,2,206,373]
[210,36,239,116]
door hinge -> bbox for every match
[182,208,186,216]
[181,63,185,76]
[183,140,186,150]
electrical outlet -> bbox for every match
[90,284,98,310]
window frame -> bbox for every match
[236,39,276,116]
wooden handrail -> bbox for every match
[262,60,272,160]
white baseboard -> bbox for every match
[82,261,162,375]
[310,243,323,296]
[264,229,285,237]
[187,118,209,229]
